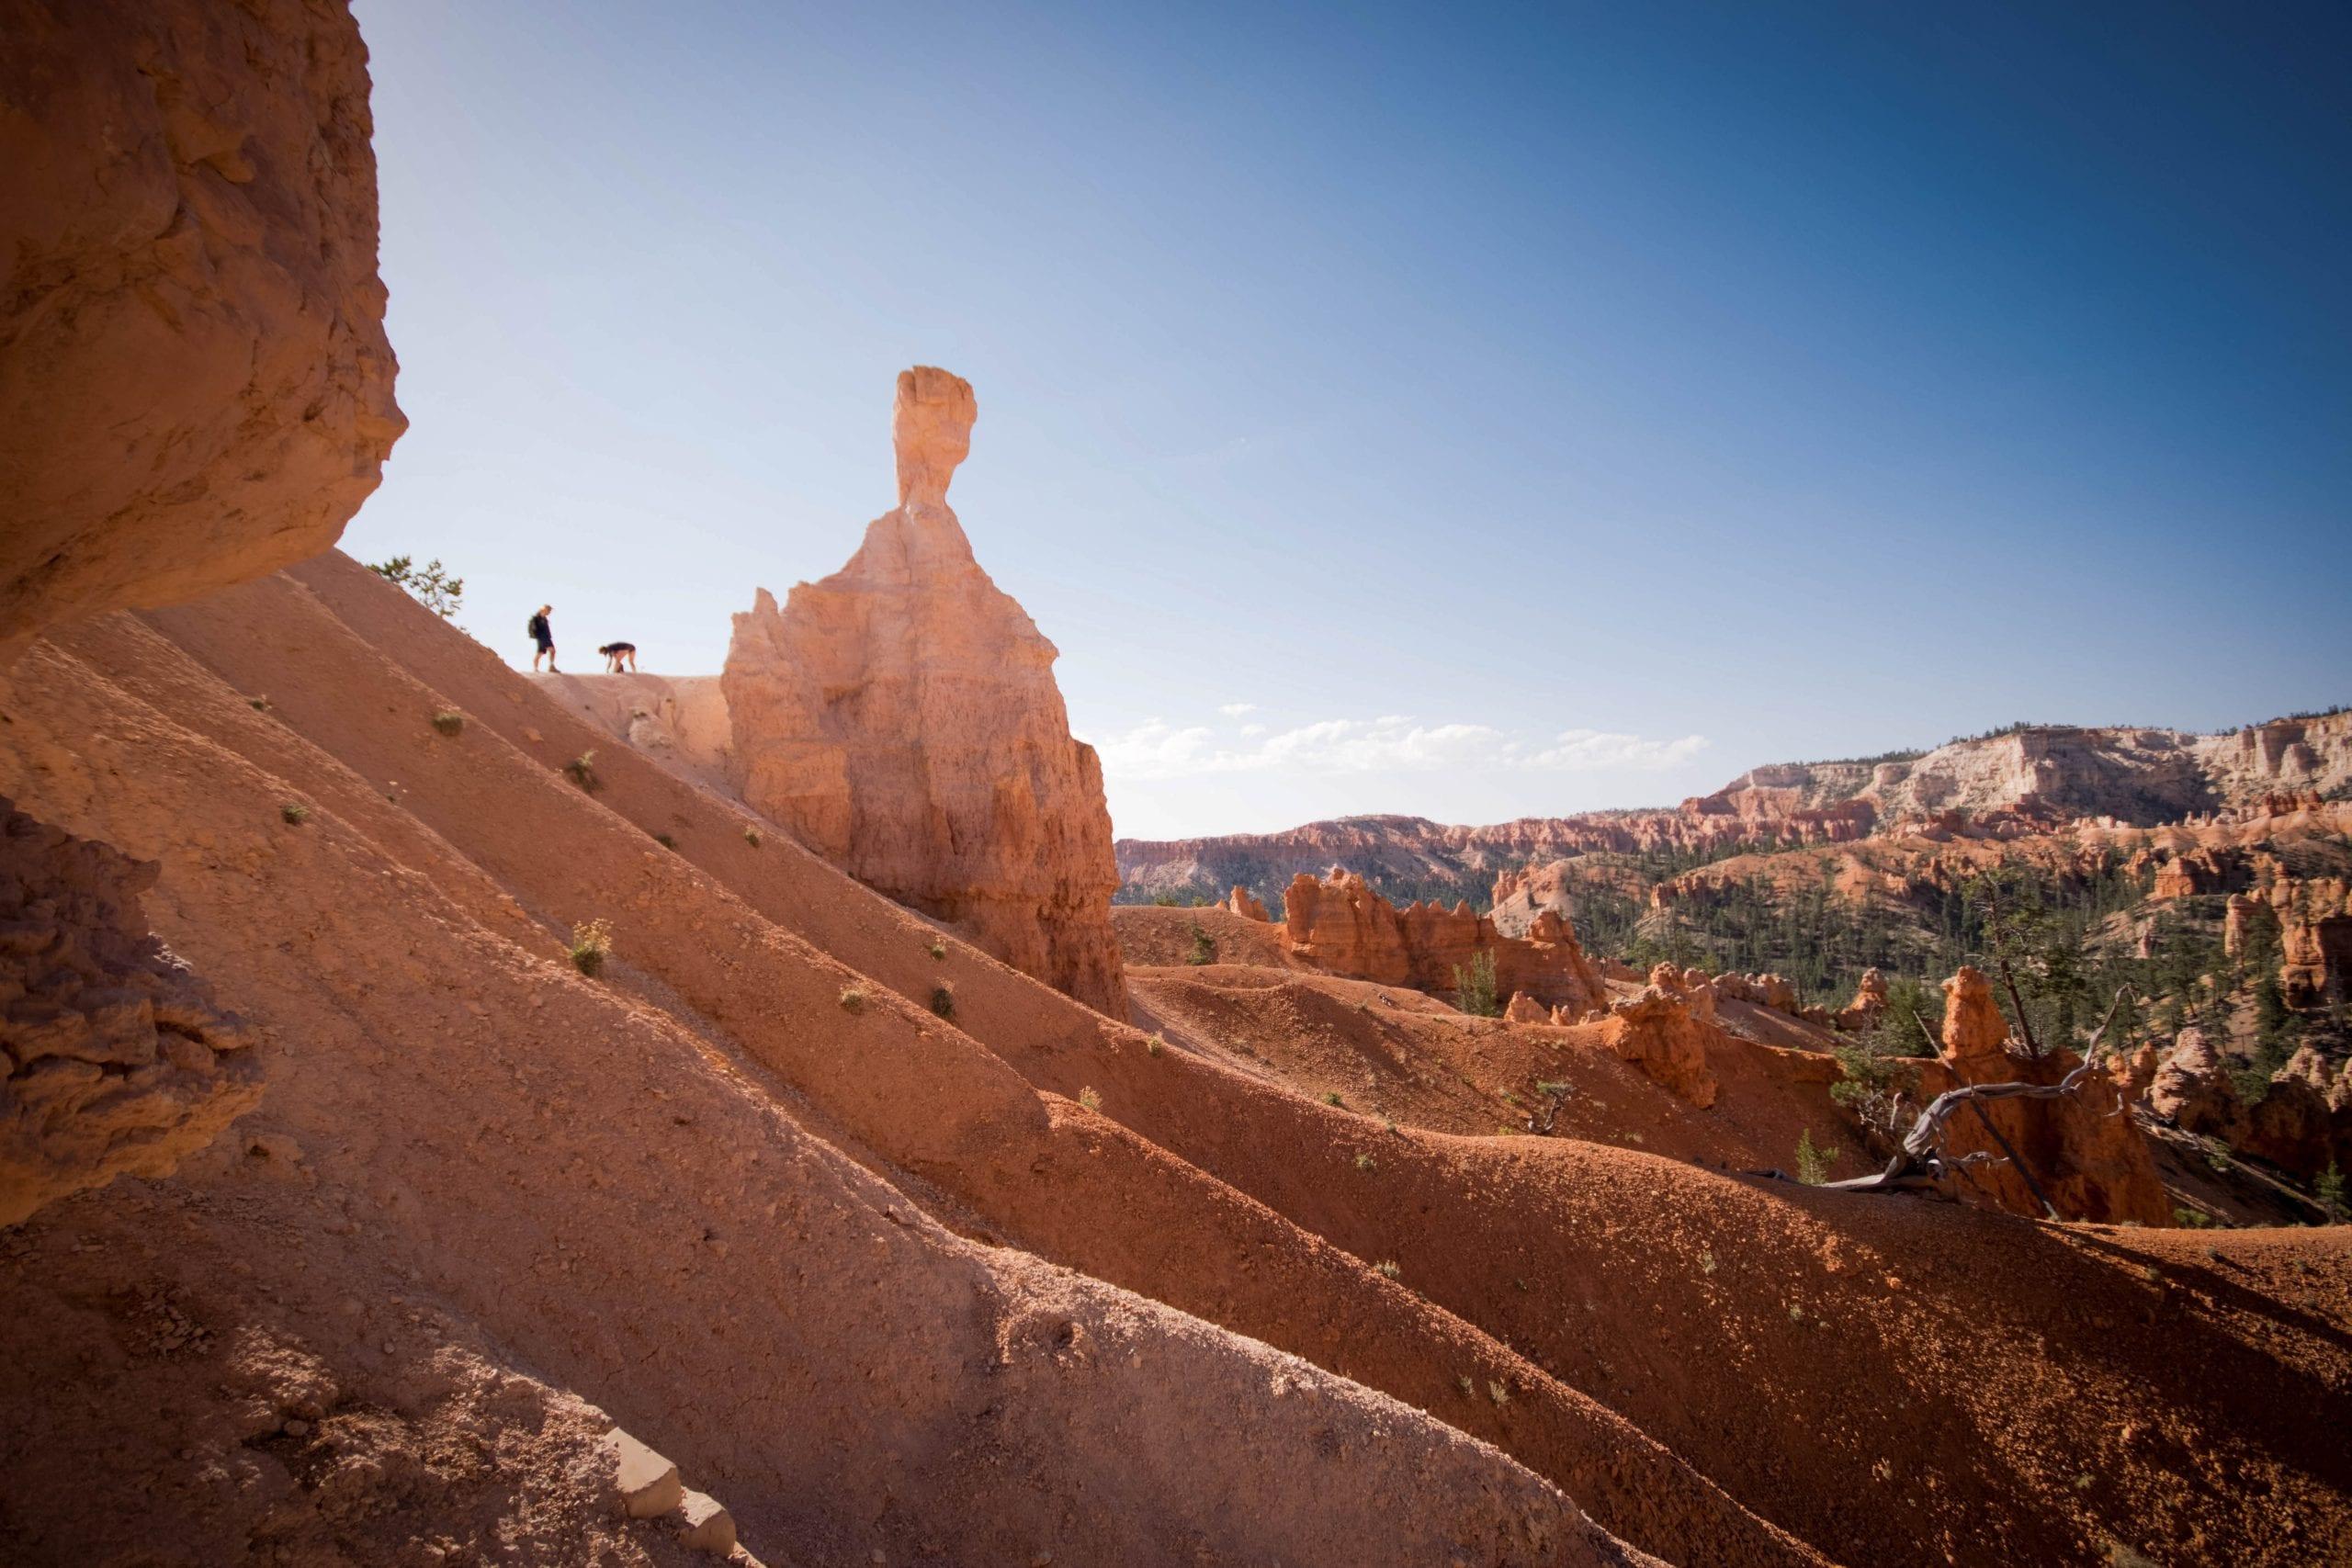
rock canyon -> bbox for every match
[2,7,2349,1568]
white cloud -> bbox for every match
[1217,702,1259,716]
[1527,728,1713,770]
[1091,715,1709,783]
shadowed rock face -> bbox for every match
[0,799,260,1226]
[722,368,1128,1014]
[0,0,404,660]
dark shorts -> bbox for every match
[534,637,554,652]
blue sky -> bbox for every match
[345,0,2352,840]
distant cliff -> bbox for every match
[1115,710,2352,910]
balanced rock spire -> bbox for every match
[721,369,1127,1014]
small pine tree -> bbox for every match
[1453,949,1501,1018]
[368,555,466,621]
[1186,922,1216,965]
[2319,1162,2346,1223]
[1794,1127,1839,1186]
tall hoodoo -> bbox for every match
[722,368,1128,1014]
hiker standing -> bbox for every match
[528,604,558,672]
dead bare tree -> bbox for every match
[1525,1080,1570,1135]
[1756,986,2135,1202]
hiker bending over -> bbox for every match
[528,605,557,672]
[599,641,639,673]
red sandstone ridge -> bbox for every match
[1116,716,2352,910]
[721,368,1127,1014]
[1282,867,1606,1014]
[0,0,404,660]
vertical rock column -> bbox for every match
[721,369,1127,1015]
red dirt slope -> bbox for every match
[0,616,1657,1562]
[6,554,2343,1567]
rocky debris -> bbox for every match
[2247,1047,2348,1178]
[2148,1032,2352,1179]
[1834,968,1889,1032]
[674,1491,739,1555]
[2283,903,2352,1010]
[1279,868,1606,1015]
[720,369,1126,1013]
[2109,1041,2165,1104]
[2215,869,2351,1008]
[1487,859,1576,938]
[596,1427,684,1519]
[1600,985,1720,1108]
[2148,1029,2247,1142]
[1712,971,1801,1014]
[0,0,403,660]
[591,1428,747,1558]
[1227,885,1269,921]
[2150,847,2231,900]
[1922,967,2170,1225]
[1,799,261,1226]
[2223,893,2273,957]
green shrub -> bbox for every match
[1186,922,1216,965]
[1146,1033,1165,1056]
[1322,1090,1343,1108]
[838,986,866,1014]
[930,985,956,1020]
[279,802,310,826]
[568,919,613,978]
[564,750,600,792]
[927,940,946,960]
[430,710,465,737]
[1374,1259,1400,1280]
[2318,1161,2346,1221]
[1078,1085,1102,1111]
[654,832,677,850]
[1354,1151,1375,1171]
[743,826,763,848]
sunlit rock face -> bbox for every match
[1280,867,1607,1016]
[722,368,1128,1015]
[0,0,404,660]
[1924,966,2170,1226]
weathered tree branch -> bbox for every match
[1795,987,2135,1204]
